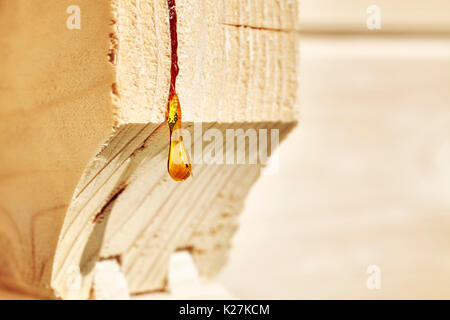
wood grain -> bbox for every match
[0,0,298,299]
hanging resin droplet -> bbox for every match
[166,0,190,181]
[167,93,192,181]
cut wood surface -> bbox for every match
[134,251,234,300]
[0,0,298,299]
[92,259,130,300]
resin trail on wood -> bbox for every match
[166,0,192,181]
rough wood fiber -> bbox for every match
[0,0,115,298]
[134,251,235,299]
[0,0,298,299]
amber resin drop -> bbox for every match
[166,0,190,181]
[167,93,192,181]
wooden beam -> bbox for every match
[134,251,234,300]
[0,0,298,299]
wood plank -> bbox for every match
[0,0,298,299]
[133,251,234,300]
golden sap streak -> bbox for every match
[167,93,192,181]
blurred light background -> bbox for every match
[218,0,450,299]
